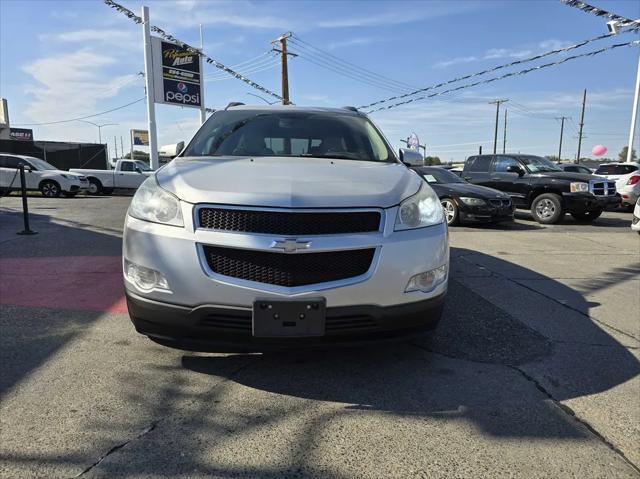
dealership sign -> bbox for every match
[131,129,149,146]
[151,37,202,109]
[10,128,33,141]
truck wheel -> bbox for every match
[441,198,459,225]
[40,180,61,198]
[87,178,102,195]
[571,209,602,222]
[531,193,563,224]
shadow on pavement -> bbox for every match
[0,204,638,477]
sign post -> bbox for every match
[142,6,159,170]
[199,24,206,126]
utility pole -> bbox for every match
[502,109,508,154]
[114,136,118,159]
[120,136,124,159]
[556,116,569,161]
[576,89,587,164]
[272,33,296,105]
[489,99,508,154]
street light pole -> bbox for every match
[627,53,640,162]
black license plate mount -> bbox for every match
[252,298,326,337]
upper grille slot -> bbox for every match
[198,208,381,235]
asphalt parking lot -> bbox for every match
[1,195,639,478]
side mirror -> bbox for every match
[399,148,423,167]
[20,163,32,172]
[506,165,524,176]
[135,167,143,174]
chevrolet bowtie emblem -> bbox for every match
[271,239,311,253]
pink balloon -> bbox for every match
[592,145,608,157]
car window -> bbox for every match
[518,155,562,173]
[26,158,57,171]
[1,155,23,168]
[183,110,395,162]
[120,161,135,172]
[493,156,521,172]
[595,164,638,175]
[465,155,492,172]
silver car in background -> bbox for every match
[123,105,448,350]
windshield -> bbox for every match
[416,167,465,184]
[595,164,638,175]
[519,155,562,173]
[26,158,57,171]
[134,160,152,171]
[182,110,395,162]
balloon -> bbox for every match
[592,145,608,157]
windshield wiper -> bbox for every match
[297,153,370,161]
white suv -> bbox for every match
[594,162,640,209]
[0,154,88,197]
[123,105,449,350]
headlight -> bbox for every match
[459,197,486,206]
[395,183,444,231]
[570,182,589,193]
[128,177,184,227]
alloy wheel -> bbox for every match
[535,199,555,219]
[441,200,456,225]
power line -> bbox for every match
[203,51,274,77]
[204,53,278,79]
[104,0,283,101]
[13,97,146,126]
[367,40,639,113]
[359,30,635,110]
[288,47,406,93]
[205,57,281,81]
[289,35,418,92]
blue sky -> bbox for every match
[1,0,638,162]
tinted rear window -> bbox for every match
[465,155,492,172]
[595,164,638,175]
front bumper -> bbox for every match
[563,192,621,213]
[126,290,445,350]
[123,204,449,348]
[458,202,514,224]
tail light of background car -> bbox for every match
[627,176,640,186]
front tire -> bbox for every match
[87,178,103,195]
[571,209,602,222]
[40,180,61,198]
[531,193,563,224]
[441,198,459,226]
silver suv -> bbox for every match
[123,105,449,350]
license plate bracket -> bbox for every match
[252,298,326,337]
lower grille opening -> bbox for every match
[202,246,375,287]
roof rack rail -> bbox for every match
[342,106,358,112]
[225,102,245,110]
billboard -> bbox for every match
[131,129,149,146]
[10,128,33,141]
[151,37,202,109]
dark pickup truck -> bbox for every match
[462,154,620,224]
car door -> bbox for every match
[489,155,529,206]
[462,155,493,186]
[115,161,145,189]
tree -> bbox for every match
[618,146,637,162]
[124,150,150,160]
[545,155,560,163]
[424,156,441,165]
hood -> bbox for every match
[157,156,422,208]
[63,171,86,179]
[431,182,507,198]
[533,171,593,182]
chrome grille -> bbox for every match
[589,179,616,196]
